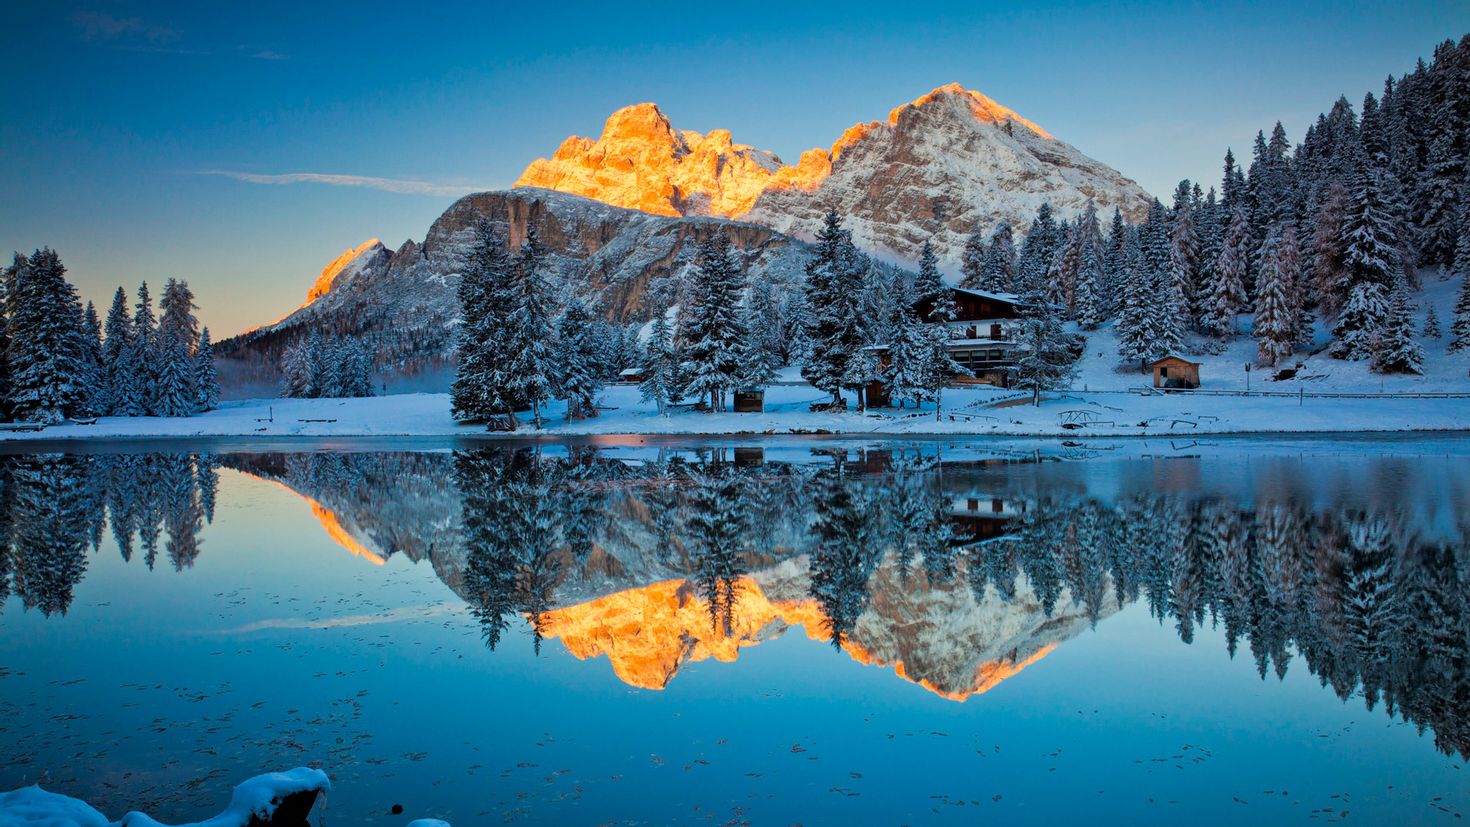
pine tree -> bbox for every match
[132,281,158,414]
[1016,203,1059,296]
[1451,208,1470,351]
[80,301,103,415]
[452,217,514,421]
[913,241,955,322]
[958,225,988,289]
[735,296,779,391]
[884,304,929,408]
[1423,304,1442,338]
[640,314,678,415]
[1013,281,1076,406]
[1116,238,1157,369]
[1074,205,1110,329]
[4,250,89,423]
[921,321,970,420]
[1168,196,1202,324]
[195,327,219,411]
[980,222,1018,293]
[800,210,864,407]
[1330,281,1389,360]
[1414,132,1461,267]
[1311,182,1352,316]
[1255,225,1296,366]
[279,337,312,398]
[153,279,200,416]
[1207,207,1252,337]
[554,299,602,420]
[101,287,141,416]
[1373,279,1425,374]
[681,230,745,411]
[504,225,556,427]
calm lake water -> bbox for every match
[1,436,1467,825]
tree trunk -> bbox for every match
[935,387,943,421]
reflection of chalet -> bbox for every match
[866,287,1030,407]
[947,493,1022,545]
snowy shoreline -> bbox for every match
[1,384,1467,443]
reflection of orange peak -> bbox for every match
[539,577,1051,700]
[256,478,387,566]
[513,84,1049,219]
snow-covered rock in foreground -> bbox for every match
[0,768,330,827]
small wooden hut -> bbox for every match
[1151,356,1201,389]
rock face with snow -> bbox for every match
[217,188,809,387]
[515,84,1153,265]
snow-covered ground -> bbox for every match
[2,376,1465,442]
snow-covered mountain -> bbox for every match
[217,188,810,387]
[515,83,1153,265]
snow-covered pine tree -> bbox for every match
[1254,224,1296,366]
[101,287,140,416]
[1207,207,1252,337]
[131,281,159,414]
[1016,203,1059,297]
[554,298,602,420]
[195,326,219,411]
[742,278,787,374]
[452,217,514,421]
[1449,206,1470,351]
[1311,182,1351,316]
[681,230,745,412]
[1116,237,1156,370]
[980,222,1018,293]
[921,320,970,420]
[1074,205,1109,329]
[1331,166,1406,360]
[316,338,345,397]
[4,249,89,423]
[1103,208,1128,288]
[640,314,678,414]
[80,301,103,415]
[801,210,864,407]
[1169,195,1202,325]
[958,226,987,290]
[884,303,929,408]
[152,279,200,416]
[1373,278,1425,374]
[735,296,779,392]
[504,224,557,427]
[1013,279,1077,406]
[913,241,955,322]
[1413,131,1461,268]
[1277,222,1311,346]
[1423,304,1442,338]
[279,340,311,398]
[1149,263,1185,359]
[1330,281,1390,360]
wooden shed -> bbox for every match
[732,389,765,413]
[1151,356,1201,389]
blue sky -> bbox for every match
[1,1,1466,336]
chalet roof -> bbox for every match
[947,338,1019,347]
[1150,355,1201,367]
[951,286,1022,304]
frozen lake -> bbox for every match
[1,436,1467,825]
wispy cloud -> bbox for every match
[71,11,287,60]
[71,10,178,44]
[198,169,487,197]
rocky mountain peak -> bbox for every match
[514,86,1151,265]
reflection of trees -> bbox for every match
[0,453,218,616]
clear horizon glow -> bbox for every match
[1,1,1467,336]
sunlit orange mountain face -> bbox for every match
[514,83,1152,264]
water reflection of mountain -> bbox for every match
[1,447,1467,757]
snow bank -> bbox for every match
[0,768,330,827]
[0,786,111,827]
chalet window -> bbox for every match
[990,323,1002,338]
[967,497,979,511]
[991,498,1003,513]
